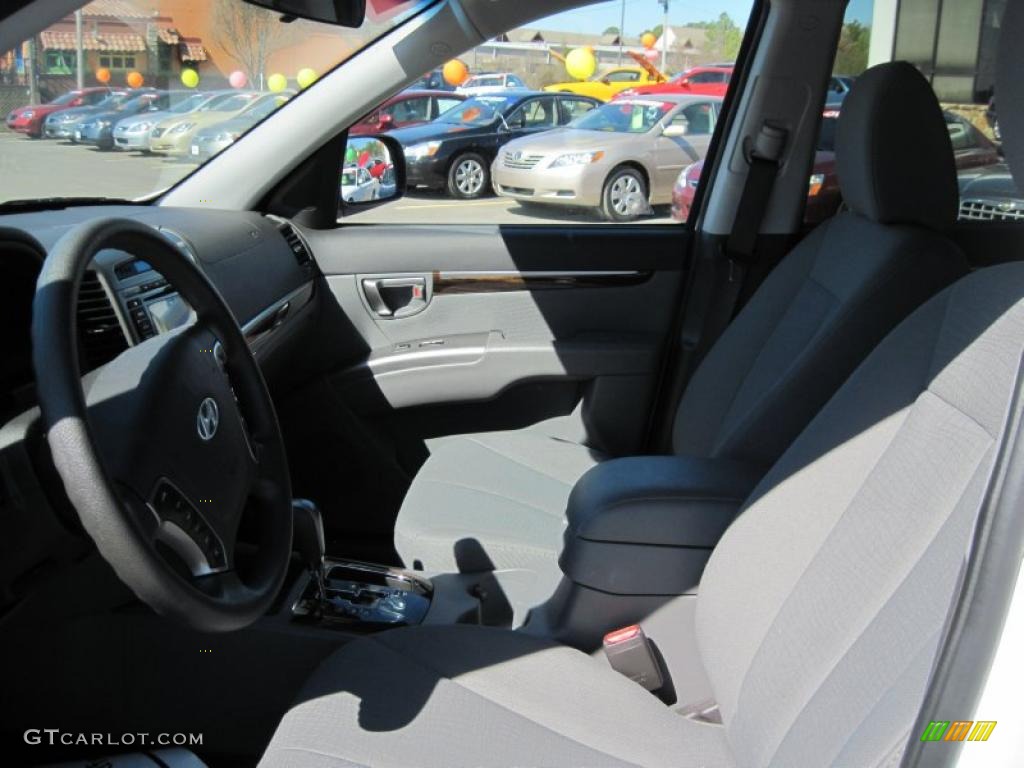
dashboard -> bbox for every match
[0,205,320,598]
[0,206,317,423]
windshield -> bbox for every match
[94,93,128,109]
[245,96,288,120]
[50,91,81,106]
[438,96,514,125]
[0,0,432,205]
[467,76,502,87]
[205,93,260,113]
[167,93,209,114]
[116,94,154,113]
[573,101,674,133]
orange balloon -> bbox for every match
[126,71,144,88]
[96,67,111,84]
[641,32,657,49]
[442,59,469,87]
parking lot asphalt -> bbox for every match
[1,131,675,225]
[0,130,194,202]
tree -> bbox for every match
[704,13,742,62]
[603,26,620,35]
[834,21,870,75]
[213,0,298,85]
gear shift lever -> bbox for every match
[292,499,326,604]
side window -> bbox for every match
[604,70,640,82]
[385,97,431,123]
[679,103,715,135]
[559,97,596,124]
[434,97,464,117]
[946,114,978,152]
[510,98,555,129]
[344,2,755,226]
[689,72,717,84]
[85,91,108,105]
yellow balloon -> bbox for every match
[297,67,318,89]
[565,48,597,81]
[641,32,657,49]
[180,68,199,88]
[267,73,288,92]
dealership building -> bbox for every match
[869,0,1006,103]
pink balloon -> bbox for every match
[644,49,659,61]
[229,70,248,88]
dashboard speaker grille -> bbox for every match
[77,270,128,371]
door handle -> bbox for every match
[362,276,429,318]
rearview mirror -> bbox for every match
[340,135,405,214]
[243,0,366,26]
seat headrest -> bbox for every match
[836,61,958,231]
[998,0,1024,191]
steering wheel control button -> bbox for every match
[196,397,220,441]
[149,480,227,575]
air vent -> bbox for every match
[77,270,128,371]
[278,222,313,269]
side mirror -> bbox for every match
[378,113,394,129]
[679,78,691,87]
[662,123,688,138]
[339,134,405,215]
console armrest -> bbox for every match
[559,456,763,595]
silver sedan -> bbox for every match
[492,94,721,221]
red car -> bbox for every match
[617,65,733,100]
[351,89,466,135]
[5,86,113,138]
[672,107,1001,224]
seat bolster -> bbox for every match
[395,430,605,573]
[260,626,735,768]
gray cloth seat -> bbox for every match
[262,259,1024,767]
[262,25,1024,764]
[394,61,968,587]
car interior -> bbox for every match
[1,0,1023,766]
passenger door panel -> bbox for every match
[303,225,685,456]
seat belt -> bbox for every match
[726,121,788,264]
[648,122,788,451]
[702,121,788,345]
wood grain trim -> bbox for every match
[431,270,651,294]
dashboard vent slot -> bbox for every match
[77,270,127,370]
[279,222,312,269]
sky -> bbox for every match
[534,0,873,35]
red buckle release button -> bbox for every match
[602,624,664,692]
[603,624,642,646]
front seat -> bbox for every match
[259,30,1024,764]
[394,61,967,584]
[260,262,1024,767]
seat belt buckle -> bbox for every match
[602,624,664,691]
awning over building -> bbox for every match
[178,38,207,62]
[40,29,146,52]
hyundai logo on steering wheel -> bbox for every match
[197,397,220,441]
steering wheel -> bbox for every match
[32,218,292,632]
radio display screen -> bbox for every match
[146,293,193,335]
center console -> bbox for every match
[292,560,433,629]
